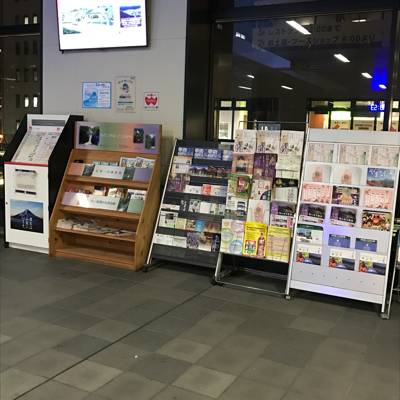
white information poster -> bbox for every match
[82,82,111,109]
[116,76,135,112]
[144,92,159,111]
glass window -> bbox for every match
[221,100,232,107]
[15,41,20,55]
[33,96,38,108]
[24,41,28,55]
[15,15,20,25]
[33,15,38,24]
[33,41,38,55]
[33,68,38,81]
[15,69,20,82]
[333,101,351,109]
[16,120,20,129]
[24,68,29,82]
[24,95,29,108]
[236,100,247,107]
[24,16,29,25]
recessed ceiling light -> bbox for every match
[334,54,350,63]
[286,20,311,35]
[379,84,387,89]
[247,75,255,79]
[352,19,367,22]
[238,86,252,90]
[362,72,372,79]
[281,85,293,90]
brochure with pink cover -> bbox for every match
[301,184,332,203]
[68,163,85,176]
[364,188,393,210]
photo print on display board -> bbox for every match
[10,200,44,233]
[78,125,100,146]
[133,128,144,143]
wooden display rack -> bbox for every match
[49,125,161,270]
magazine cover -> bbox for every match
[211,185,228,197]
[364,188,393,209]
[307,142,334,162]
[222,149,233,161]
[172,236,187,248]
[256,130,280,153]
[226,196,248,217]
[296,244,322,265]
[231,154,254,174]
[339,144,370,165]
[296,224,323,244]
[211,233,221,252]
[202,185,212,196]
[242,222,267,258]
[371,146,399,167]
[304,164,332,183]
[247,200,270,225]
[177,218,186,230]
[250,177,273,200]
[177,147,194,157]
[355,238,377,252]
[220,219,246,254]
[269,201,295,229]
[189,199,201,213]
[253,153,277,178]
[234,130,256,153]
[279,130,304,155]
[332,186,360,206]
[330,207,356,227]
[266,226,291,262]
[186,232,200,249]
[206,149,222,160]
[194,148,207,159]
[301,184,332,203]
[195,220,205,232]
[362,210,391,231]
[298,203,326,224]
[188,165,209,176]
[185,185,202,195]
[185,219,196,231]
[159,211,178,228]
[166,180,186,193]
[199,232,213,251]
[173,156,192,165]
[331,165,362,185]
[366,168,396,188]
[359,253,387,275]
[329,234,351,248]
[329,249,355,271]
[228,174,251,198]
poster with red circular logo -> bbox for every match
[144,92,159,111]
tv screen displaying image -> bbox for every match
[57,0,147,51]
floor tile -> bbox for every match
[18,324,78,348]
[218,377,285,400]
[300,303,344,322]
[179,323,235,346]
[22,305,73,323]
[261,342,316,368]
[370,331,399,352]
[216,301,261,318]
[55,334,111,358]
[78,286,120,301]
[130,353,191,384]
[135,298,178,314]
[346,379,400,400]
[128,284,194,304]
[73,273,115,286]
[199,311,246,330]
[364,345,400,370]
[17,380,89,400]
[354,362,400,391]
[0,368,46,400]
[0,334,12,344]
[52,312,104,331]
[236,317,284,341]
[0,364,11,372]
[290,369,353,400]
[218,331,271,357]
[338,311,382,331]
[289,316,335,335]
[16,348,82,378]
[231,291,271,308]
[156,338,212,363]
[184,295,227,310]
[196,346,257,376]
[173,278,212,293]
[172,365,236,399]
[252,308,297,327]
[262,296,310,316]
[95,266,130,277]
[55,360,122,392]
[241,358,301,389]
[276,328,326,351]
[50,295,98,312]
[165,304,213,323]
[83,319,137,341]
[315,337,368,362]
[151,386,214,400]
[99,278,139,291]
[117,271,156,283]
[111,308,159,326]
[0,338,45,365]
[146,316,195,336]
[201,285,242,300]
[89,343,150,370]
[79,301,130,319]
[144,275,187,288]
[102,291,148,308]
[0,316,45,337]
[328,323,376,345]
[80,395,107,400]
[120,328,174,351]
[95,371,165,400]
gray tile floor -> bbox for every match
[1,246,399,400]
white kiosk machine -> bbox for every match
[4,114,83,253]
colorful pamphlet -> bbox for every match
[189,199,201,213]
[228,174,251,198]
[177,147,194,157]
[266,226,291,262]
[159,211,178,228]
[166,180,186,193]
[185,219,196,230]
[355,238,377,252]
[269,201,295,229]
[195,220,205,232]
[296,244,322,265]
[362,210,391,231]
[247,199,270,225]
[172,163,190,174]
[296,224,323,244]
[304,164,332,183]
[211,185,228,197]
[185,185,202,194]
[93,186,107,196]
[339,144,370,165]
[253,153,277,178]
[108,187,125,198]
[364,188,393,210]
[199,232,213,251]
[231,154,254,174]
[301,184,332,203]
[202,185,212,196]
[256,130,280,153]
[242,222,267,258]
[332,186,360,206]
[366,168,396,188]
[307,142,334,162]
[206,149,222,160]
[221,219,246,255]
[222,149,234,161]
[250,177,273,200]
[298,203,326,224]
[234,130,256,153]
[329,249,355,271]
[280,130,304,155]
[173,156,192,165]
[331,165,361,185]
[188,165,209,176]
[120,157,137,167]
[225,196,248,217]
[371,146,399,167]
[177,218,186,230]
[169,172,190,183]
[359,253,387,275]
[328,234,351,248]
[330,207,356,227]
[187,232,200,249]
[211,233,221,252]
[172,236,187,248]
[194,148,207,159]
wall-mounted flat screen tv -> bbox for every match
[56,0,147,51]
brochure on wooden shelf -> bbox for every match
[296,224,323,244]
[329,249,355,271]
[242,222,267,258]
[359,253,387,275]
[307,143,334,162]
[364,188,393,209]
[92,165,126,179]
[296,244,322,265]
[371,146,399,167]
[68,163,85,175]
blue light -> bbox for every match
[369,104,385,111]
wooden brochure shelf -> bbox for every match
[49,124,162,271]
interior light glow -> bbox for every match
[352,19,367,22]
[362,72,372,79]
[281,85,293,90]
[286,20,311,35]
[247,75,255,79]
[379,84,387,89]
[238,86,252,90]
[334,54,350,63]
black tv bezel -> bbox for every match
[56,0,149,52]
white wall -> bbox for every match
[43,0,187,170]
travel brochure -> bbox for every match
[307,143,334,162]
[296,244,322,265]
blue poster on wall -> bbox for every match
[82,82,111,108]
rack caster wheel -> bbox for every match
[211,279,218,285]
[285,295,291,300]
[142,266,149,273]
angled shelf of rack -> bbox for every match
[49,122,162,270]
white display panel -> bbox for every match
[287,129,400,313]
[57,0,147,51]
